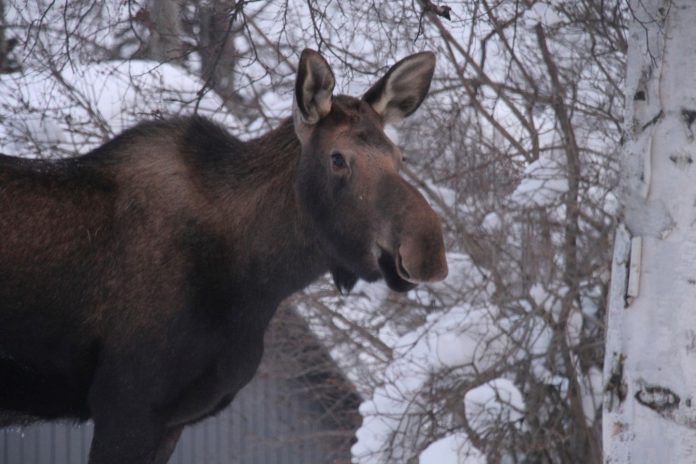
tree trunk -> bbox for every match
[0,0,14,73]
[0,0,5,66]
[604,0,696,462]
[198,0,243,110]
[145,0,183,64]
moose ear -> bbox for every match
[363,52,435,124]
[294,49,335,126]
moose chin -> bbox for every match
[0,49,447,463]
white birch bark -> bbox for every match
[604,0,696,461]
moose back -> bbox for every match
[0,49,447,463]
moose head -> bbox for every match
[292,49,448,294]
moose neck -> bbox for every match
[214,118,328,303]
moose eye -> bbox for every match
[331,152,347,170]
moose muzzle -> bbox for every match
[377,174,448,290]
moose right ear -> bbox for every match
[294,49,335,128]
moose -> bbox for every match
[0,49,447,463]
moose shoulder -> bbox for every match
[0,49,447,463]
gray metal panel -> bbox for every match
[1,309,359,464]
[1,372,353,464]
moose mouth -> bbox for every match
[330,249,418,294]
[378,250,417,293]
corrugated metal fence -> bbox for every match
[1,368,353,464]
[1,307,360,464]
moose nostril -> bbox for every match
[397,239,448,283]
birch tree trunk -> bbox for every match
[604,0,696,461]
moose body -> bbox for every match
[0,50,447,463]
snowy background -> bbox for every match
[0,0,628,462]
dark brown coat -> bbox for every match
[0,49,447,463]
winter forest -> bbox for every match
[1,0,694,462]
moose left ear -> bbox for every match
[363,52,435,124]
